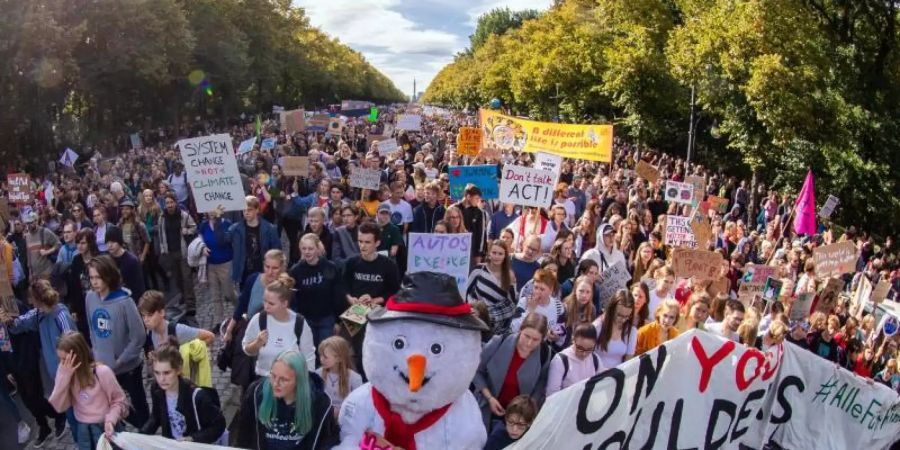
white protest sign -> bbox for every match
[106,431,241,449]
[176,134,245,213]
[664,215,697,248]
[375,138,400,156]
[597,261,630,300]
[665,180,694,205]
[407,233,472,296]
[396,114,422,131]
[535,152,562,187]
[348,167,382,190]
[130,132,142,150]
[819,194,839,219]
[499,164,555,209]
[237,136,256,155]
[59,148,78,167]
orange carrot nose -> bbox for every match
[407,353,427,392]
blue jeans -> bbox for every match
[75,422,104,450]
[307,315,336,350]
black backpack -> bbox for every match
[558,352,600,381]
[258,310,305,347]
[144,320,179,354]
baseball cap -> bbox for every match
[377,204,391,214]
[120,198,136,208]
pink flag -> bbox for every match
[793,170,817,235]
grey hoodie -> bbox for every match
[86,288,145,374]
[579,223,628,272]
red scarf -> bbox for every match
[371,387,452,450]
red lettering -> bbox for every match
[735,349,765,391]
[761,344,783,381]
[691,336,735,393]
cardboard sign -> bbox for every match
[813,241,859,278]
[283,109,306,134]
[597,261,631,301]
[448,165,498,200]
[499,164,555,209]
[281,156,309,177]
[7,173,31,204]
[176,134,245,213]
[635,160,659,184]
[366,134,390,151]
[690,218,712,249]
[850,276,873,315]
[685,175,706,206]
[819,194,839,219]
[706,195,729,214]
[396,114,422,131]
[457,127,483,156]
[665,180,694,205]
[815,277,843,313]
[327,117,345,135]
[375,138,400,156]
[407,233,472,296]
[664,215,696,248]
[348,167,382,190]
[870,280,891,305]
[672,248,722,281]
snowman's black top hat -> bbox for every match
[368,271,489,331]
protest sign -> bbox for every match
[690,218,712,249]
[375,138,400,156]
[672,248,722,281]
[407,233,471,295]
[7,173,31,204]
[306,114,331,132]
[260,138,276,151]
[59,148,78,167]
[396,114,422,131]
[366,134,390,150]
[871,280,891,305]
[176,134,245,213]
[511,330,900,450]
[738,265,778,306]
[706,195,729,214]
[499,164,555,209]
[348,167,381,190]
[819,194,839,219]
[685,175,706,206]
[597,261,630,300]
[340,304,374,337]
[790,292,815,321]
[327,117,345,135]
[448,165,498,200]
[816,277,843,312]
[665,180,694,205]
[664,215,696,248]
[535,152,562,187]
[283,109,305,134]
[130,132,142,150]
[281,156,309,177]
[762,276,784,303]
[237,136,256,155]
[104,431,243,449]
[635,160,659,184]
[850,276,873,315]
[813,241,859,278]
[457,127,482,156]
[480,108,613,162]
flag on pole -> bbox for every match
[368,107,379,122]
[255,114,262,137]
[59,148,78,167]
[793,169,817,235]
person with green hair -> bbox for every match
[236,349,339,449]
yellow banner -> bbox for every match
[479,109,613,162]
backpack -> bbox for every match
[144,320,179,354]
[558,352,600,381]
[259,310,305,348]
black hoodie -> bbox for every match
[288,258,343,319]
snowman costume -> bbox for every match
[336,272,489,450]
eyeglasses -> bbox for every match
[269,373,294,386]
[615,312,632,320]
[506,420,529,429]
[574,344,596,353]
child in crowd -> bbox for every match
[483,395,537,450]
[317,336,363,418]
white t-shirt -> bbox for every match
[647,289,673,322]
[318,368,364,410]
[707,321,740,342]
[166,393,186,439]
[382,200,413,226]
[592,317,638,369]
[242,310,316,376]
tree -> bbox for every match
[468,8,540,53]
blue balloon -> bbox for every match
[489,98,501,109]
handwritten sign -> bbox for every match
[282,156,309,177]
[813,241,859,278]
[690,218,712,249]
[790,292,816,321]
[597,261,630,301]
[819,194,839,219]
[283,109,305,134]
[348,167,382,190]
[738,265,778,306]
[664,215,696,248]
[448,165,498,200]
[706,195,729,214]
[375,138,400,156]
[457,127,482,156]
[176,134,245,213]
[499,164,555,209]
[635,160,659,184]
[396,114,422,131]
[407,233,471,295]
[672,248,722,281]
[7,174,31,204]
[665,180,694,205]
[685,175,706,206]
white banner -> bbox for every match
[176,134,246,213]
[104,432,238,449]
[375,138,400,156]
[348,167,382,190]
[665,180,694,205]
[499,164,555,209]
[509,330,900,450]
[407,233,471,296]
[396,114,422,131]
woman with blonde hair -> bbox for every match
[561,276,596,347]
[444,205,468,234]
[677,292,711,332]
[635,299,681,355]
[289,233,341,348]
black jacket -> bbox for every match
[140,378,226,444]
[236,372,339,450]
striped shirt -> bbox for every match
[465,264,517,335]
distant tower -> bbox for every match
[412,78,416,103]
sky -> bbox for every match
[293,0,553,99]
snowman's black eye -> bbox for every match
[430,343,443,355]
[393,337,406,350]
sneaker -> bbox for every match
[33,428,52,448]
[16,422,31,445]
[54,416,67,440]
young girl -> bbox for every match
[592,289,637,368]
[316,336,363,418]
[140,340,226,443]
[48,332,128,450]
[635,299,681,356]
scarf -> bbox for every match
[371,387,451,450]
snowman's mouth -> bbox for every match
[396,367,432,390]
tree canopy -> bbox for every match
[423,0,900,235]
[1,0,405,166]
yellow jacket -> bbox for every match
[635,322,679,356]
[179,339,212,388]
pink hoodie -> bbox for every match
[49,363,127,425]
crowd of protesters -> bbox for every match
[0,104,896,449]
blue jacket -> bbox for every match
[200,218,234,265]
[9,303,76,390]
[217,218,281,283]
